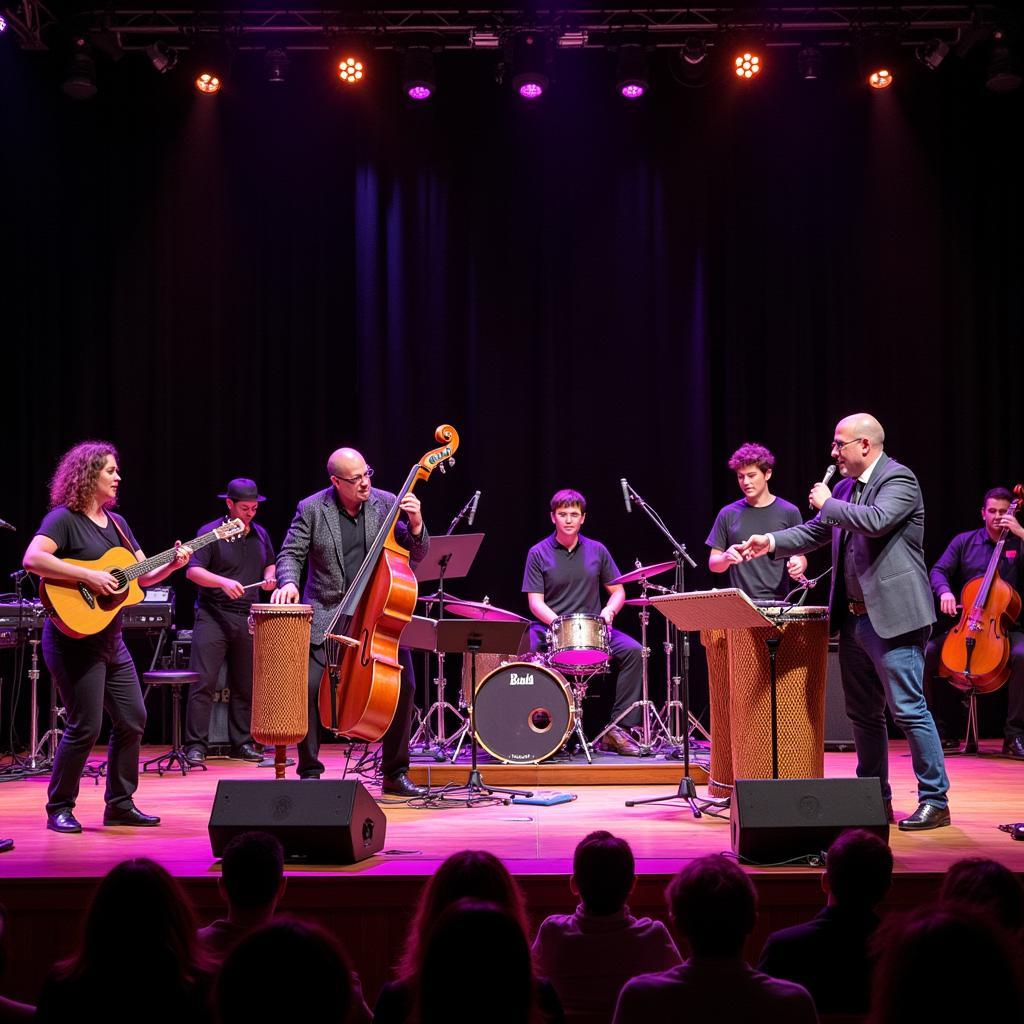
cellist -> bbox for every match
[272,447,430,796]
[925,487,1024,760]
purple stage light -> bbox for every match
[621,83,645,99]
[408,85,432,101]
[0,14,7,33]
[518,80,544,100]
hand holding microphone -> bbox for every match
[809,465,836,511]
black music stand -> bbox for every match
[412,534,485,755]
[434,619,533,803]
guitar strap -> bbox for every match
[108,514,136,555]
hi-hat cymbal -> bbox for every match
[610,560,677,585]
[443,598,526,622]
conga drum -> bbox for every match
[728,605,829,782]
[249,603,312,779]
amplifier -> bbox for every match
[0,600,45,629]
[122,603,175,629]
[0,628,21,648]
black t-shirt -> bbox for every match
[706,497,803,600]
[522,534,621,617]
[191,517,276,613]
[36,506,140,561]
[337,501,368,586]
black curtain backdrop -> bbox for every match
[2,41,1022,729]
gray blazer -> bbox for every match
[276,486,430,645]
[771,452,935,639]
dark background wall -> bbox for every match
[2,39,1022,732]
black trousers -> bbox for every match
[185,606,255,752]
[924,628,1024,740]
[42,621,146,814]
[297,644,416,779]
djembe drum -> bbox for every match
[701,628,733,798]
[728,605,829,781]
[249,603,312,779]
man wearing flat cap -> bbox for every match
[184,478,277,765]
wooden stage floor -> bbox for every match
[1,740,1022,1004]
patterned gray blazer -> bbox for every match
[275,486,430,645]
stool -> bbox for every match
[142,671,205,776]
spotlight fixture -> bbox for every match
[986,30,1021,93]
[145,41,178,74]
[195,72,221,94]
[868,68,893,89]
[616,43,650,99]
[681,36,707,67]
[734,50,762,80]
[510,31,550,100]
[338,55,365,85]
[861,36,898,91]
[915,38,950,71]
[401,47,435,101]
[0,14,9,33]
[63,39,97,100]
[265,48,290,84]
[797,45,822,81]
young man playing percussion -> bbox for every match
[522,489,642,756]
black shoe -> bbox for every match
[46,810,82,834]
[298,772,322,780]
[897,802,951,832]
[940,736,960,752]
[1002,735,1024,760]
[103,805,161,827]
[381,772,428,797]
[185,746,206,766]
[230,743,263,762]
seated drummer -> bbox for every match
[522,489,642,756]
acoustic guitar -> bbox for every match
[39,518,244,638]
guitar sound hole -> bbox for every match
[109,568,128,592]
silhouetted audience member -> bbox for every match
[372,849,563,1024]
[35,858,212,1024]
[199,832,287,959]
[613,854,817,1024]
[939,856,1024,939]
[217,918,352,1024]
[0,904,35,1022]
[758,828,893,1014]
[532,831,681,1024]
[418,899,535,1024]
[868,905,1024,1023]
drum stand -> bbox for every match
[563,668,605,763]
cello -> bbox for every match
[940,484,1024,694]
[318,425,459,741]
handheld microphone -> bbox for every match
[620,478,632,514]
[0,518,14,531]
[467,490,480,527]
[810,465,837,509]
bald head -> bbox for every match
[327,448,365,479]
[837,414,885,448]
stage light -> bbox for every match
[915,38,950,71]
[402,47,435,101]
[145,41,178,74]
[616,43,649,99]
[510,31,550,101]
[265,48,290,84]
[338,56,365,85]
[986,30,1021,93]
[868,68,893,89]
[734,51,761,80]
[797,45,822,81]
[195,72,221,94]
[63,39,97,100]
[0,14,8,33]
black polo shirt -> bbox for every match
[930,527,1023,623]
[192,517,276,613]
[522,534,621,617]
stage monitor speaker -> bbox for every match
[825,643,855,750]
[730,777,889,864]
[208,780,386,863]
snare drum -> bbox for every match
[547,613,610,670]
[473,661,574,764]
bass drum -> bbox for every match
[473,662,573,764]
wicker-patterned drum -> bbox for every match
[728,605,830,782]
[249,603,313,779]
[701,628,733,798]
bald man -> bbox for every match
[739,415,950,831]
[272,448,430,796]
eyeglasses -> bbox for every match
[333,467,374,485]
[830,438,864,454]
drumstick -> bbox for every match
[241,578,276,591]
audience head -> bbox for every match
[571,830,636,916]
[418,899,533,1024]
[400,849,529,977]
[217,918,352,1024]
[869,905,1024,1023]
[220,831,286,913]
[666,855,757,957]
[823,829,894,909]
[940,857,1024,935]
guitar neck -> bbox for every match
[121,528,224,583]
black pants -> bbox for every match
[924,628,1024,740]
[42,621,146,815]
[185,606,255,753]
[297,644,416,779]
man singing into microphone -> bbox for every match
[738,414,950,831]
[706,443,807,599]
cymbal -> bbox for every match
[611,560,677,585]
[443,598,526,623]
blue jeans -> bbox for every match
[839,615,949,808]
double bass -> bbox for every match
[318,425,459,741]
[940,484,1024,694]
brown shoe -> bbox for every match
[596,725,640,757]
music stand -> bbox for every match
[412,535,485,755]
[434,619,532,803]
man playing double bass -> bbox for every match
[271,448,429,796]
[924,487,1024,759]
